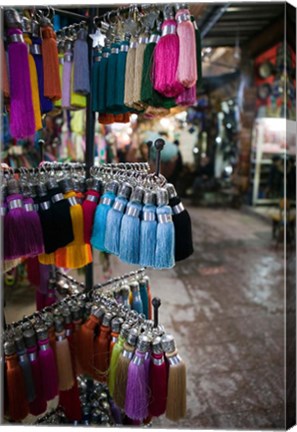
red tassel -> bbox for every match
[149,349,167,417]
[82,180,101,244]
[41,25,61,101]
[26,346,47,416]
[26,256,40,287]
[94,314,112,382]
[37,328,59,401]
[5,341,29,421]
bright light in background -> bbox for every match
[130,113,138,122]
[193,147,199,154]
[261,118,286,132]
[216,137,222,144]
[224,165,233,175]
[160,118,171,128]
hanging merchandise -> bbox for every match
[3,268,187,425]
[73,26,90,95]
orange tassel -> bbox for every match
[41,26,61,101]
[99,113,115,124]
[5,346,29,421]
[2,40,9,98]
[94,314,112,382]
[23,34,42,131]
[38,252,55,265]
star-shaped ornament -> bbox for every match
[89,28,106,48]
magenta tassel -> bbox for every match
[39,263,51,295]
[23,197,44,256]
[5,194,31,260]
[176,84,196,106]
[36,289,47,311]
[38,336,59,401]
[153,20,184,98]
[27,346,47,416]
[125,350,148,421]
[7,28,35,139]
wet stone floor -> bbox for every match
[4,207,288,429]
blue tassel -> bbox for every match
[139,204,157,267]
[131,282,143,314]
[104,183,132,255]
[155,205,175,269]
[91,191,116,251]
[139,279,149,319]
[119,201,142,264]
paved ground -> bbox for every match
[4,206,290,429]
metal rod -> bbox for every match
[53,7,90,21]
[201,4,230,38]
[1,164,85,175]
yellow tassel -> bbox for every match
[38,252,55,265]
[124,45,137,109]
[133,37,148,110]
[70,63,86,109]
[54,53,63,108]
[64,191,92,269]
[23,34,42,131]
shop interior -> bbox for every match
[1,2,296,429]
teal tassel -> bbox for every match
[98,47,110,113]
[91,49,101,112]
[119,201,142,264]
[139,204,157,267]
[91,191,116,251]
[104,196,129,255]
[106,42,120,112]
[131,283,143,314]
[114,40,130,112]
[139,280,149,319]
[155,205,175,269]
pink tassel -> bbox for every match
[7,28,35,139]
[175,9,197,88]
[37,328,59,401]
[152,19,184,98]
[176,84,196,106]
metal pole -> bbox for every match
[84,7,96,291]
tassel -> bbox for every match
[139,190,157,267]
[114,37,130,110]
[124,40,138,109]
[155,188,175,269]
[73,28,90,95]
[2,39,10,98]
[144,275,152,320]
[5,179,31,260]
[31,34,53,113]
[14,333,36,403]
[37,183,59,255]
[141,32,176,109]
[153,18,184,98]
[133,35,149,109]
[98,45,111,113]
[82,178,102,244]
[176,8,197,88]
[54,318,75,391]
[23,34,42,131]
[91,48,101,111]
[26,256,40,287]
[119,186,144,265]
[71,303,84,376]
[22,184,44,256]
[77,306,104,376]
[61,40,72,109]
[4,340,29,421]
[149,337,167,417]
[113,328,138,409]
[99,113,115,124]
[130,281,143,314]
[94,312,112,382]
[5,14,35,138]
[104,182,132,255]
[55,178,91,269]
[91,180,118,252]
[106,41,120,111]
[139,277,149,319]
[46,178,74,249]
[36,326,59,401]
[41,23,61,100]
[110,317,123,356]
[38,263,50,294]
[23,328,47,416]
[36,290,46,311]
[191,16,203,90]
[162,334,187,421]
[166,183,194,261]
[125,335,150,421]
[108,323,130,397]
[176,84,196,106]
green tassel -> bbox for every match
[91,49,101,112]
[141,35,176,109]
[108,335,125,397]
[98,47,110,114]
[114,40,130,113]
[106,42,121,113]
[191,16,203,90]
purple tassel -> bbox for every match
[5,193,31,260]
[37,332,59,401]
[176,84,196,106]
[125,350,148,421]
[39,263,51,295]
[73,28,90,95]
[2,200,10,260]
[7,28,35,139]
[23,197,44,256]
[110,400,123,425]
[31,36,53,113]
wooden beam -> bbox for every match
[245,15,285,57]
